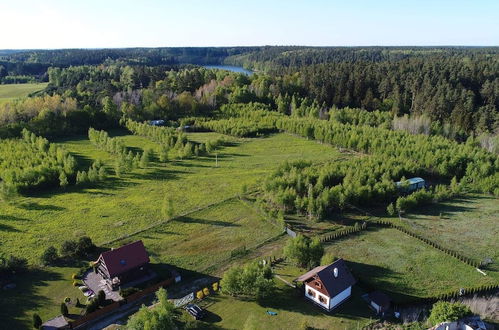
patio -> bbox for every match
[83,270,122,302]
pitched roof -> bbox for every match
[99,240,149,278]
[297,259,356,297]
[368,291,391,308]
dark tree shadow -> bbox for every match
[174,216,241,227]
[18,202,66,211]
[0,268,63,329]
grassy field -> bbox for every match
[197,280,373,330]
[398,194,499,269]
[0,82,48,103]
[110,198,283,275]
[0,132,343,328]
[323,228,498,303]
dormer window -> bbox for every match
[315,281,321,288]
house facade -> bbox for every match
[297,259,356,311]
[95,240,150,288]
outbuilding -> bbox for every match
[368,291,391,314]
[396,177,425,192]
[296,259,356,311]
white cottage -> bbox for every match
[296,259,356,311]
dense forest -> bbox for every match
[1,46,497,134]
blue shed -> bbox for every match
[396,177,425,192]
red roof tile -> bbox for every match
[100,240,149,278]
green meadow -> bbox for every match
[323,228,498,303]
[0,83,48,103]
[0,132,341,327]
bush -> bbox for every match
[212,282,219,291]
[40,246,58,266]
[85,299,99,314]
[283,235,323,268]
[320,253,337,266]
[60,302,68,316]
[428,301,472,326]
[32,313,42,329]
[119,287,140,298]
[196,290,204,300]
[71,273,77,280]
[97,289,106,306]
[221,262,275,300]
[60,240,78,258]
[203,287,210,296]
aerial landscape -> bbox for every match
[0,1,498,329]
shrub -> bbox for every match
[221,262,275,300]
[60,240,78,258]
[85,299,99,314]
[64,297,71,303]
[71,273,77,280]
[283,235,323,268]
[32,313,42,329]
[320,253,337,266]
[73,281,79,287]
[119,287,140,298]
[40,246,58,266]
[196,290,204,300]
[428,301,472,326]
[203,287,210,296]
[97,290,106,306]
[60,302,68,316]
[212,282,219,291]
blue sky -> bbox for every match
[1,0,498,48]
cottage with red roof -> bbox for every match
[296,259,356,311]
[95,240,150,288]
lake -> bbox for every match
[203,65,253,75]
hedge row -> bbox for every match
[395,283,499,307]
[369,220,482,268]
[320,222,368,243]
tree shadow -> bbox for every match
[174,216,241,227]
[17,202,66,211]
[0,268,63,329]
[0,222,20,232]
[0,214,31,222]
[128,167,184,181]
[344,261,421,304]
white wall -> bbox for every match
[371,301,380,313]
[329,286,351,309]
[304,284,329,309]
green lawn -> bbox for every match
[323,228,498,303]
[197,282,373,330]
[0,132,342,328]
[397,194,499,270]
[0,83,48,103]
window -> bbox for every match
[315,281,322,288]
[307,289,315,297]
[319,295,326,304]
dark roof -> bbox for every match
[368,291,391,309]
[100,240,149,278]
[297,259,356,297]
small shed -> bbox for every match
[368,291,391,314]
[396,177,425,192]
[149,120,165,126]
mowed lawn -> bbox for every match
[0,132,342,327]
[198,282,373,330]
[324,228,498,303]
[0,82,48,103]
[399,194,499,270]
